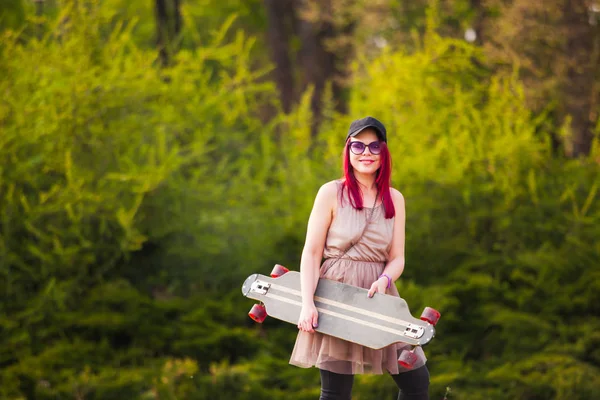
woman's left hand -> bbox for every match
[367,276,388,298]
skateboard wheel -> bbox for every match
[248,303,267,323]
[420,307,441,326]
[270,264,290,278]
[398,350,418,369]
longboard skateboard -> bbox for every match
[242,264,441,368]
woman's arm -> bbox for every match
[297,181,337,332]
[368,189,406,297]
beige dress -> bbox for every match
[289,181,426,375]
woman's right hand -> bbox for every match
[297,302,319,333]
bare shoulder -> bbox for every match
[390,187,405,206]
[313,180,339,207]
[390,188,406,218]
[319,180,340,197]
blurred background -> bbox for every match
[0,0,599,399]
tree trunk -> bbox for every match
[264,0,297,113]
[561,0,598,157]
[263,0,356,132]
[155,0,182,67]
[298,12,335,134]
[298,0,355,134]
[469,0,486,45]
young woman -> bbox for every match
[289,117,430,400]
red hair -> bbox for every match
[341,139,395,219]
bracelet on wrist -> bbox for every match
[379,273,392,289]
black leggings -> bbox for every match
[319,365,430,400]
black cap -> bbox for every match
[346,116,387,143]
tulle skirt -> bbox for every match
[289,258,427,375]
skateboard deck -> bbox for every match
[242,270,436,350]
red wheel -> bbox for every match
[420,307,441,326]
[398,350,418,369]
[248,304,267,323]
[270,264,289,278]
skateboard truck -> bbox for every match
[249,280,271,295]
[245,265,292,324]
[398,307,441,369]
[242,265,289,298]
[247,279,271,323]
[403,323,425,339]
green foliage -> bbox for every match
[0,5,273,398]
[0,2,598,400]
[0,0,26,32]
[341,21,600,400]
